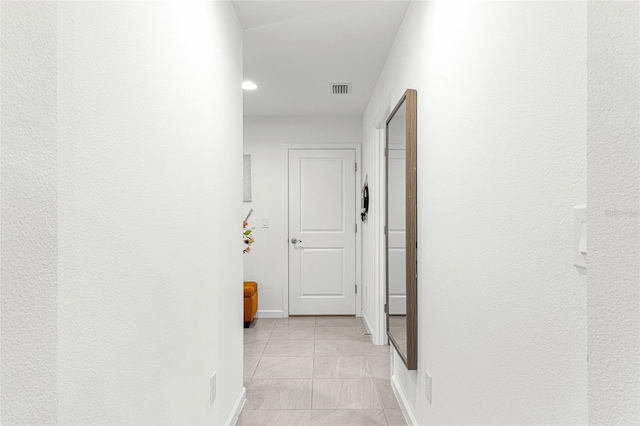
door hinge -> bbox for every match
[384,225,387,235]
[355,162,358,172]
[384,303,388,314]
[384,148,388,157]
[355,223,357,233]
[355,284,358,294]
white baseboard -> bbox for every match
[256,310,284,318]
[361,311,373,342]
[361,311,387,346]
[225,386,246,426]
[391,375,418,426]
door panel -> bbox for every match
[301,248,344,296]
[388,146,406,315]
[289,149,356,315]
[301,159,344,232]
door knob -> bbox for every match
[291,238,302,244]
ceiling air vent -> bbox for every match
[331,83,351,95]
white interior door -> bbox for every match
[288,148,356,315]
[387,145,406,315]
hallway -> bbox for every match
[2,1,639,424]
[240,317,406,426]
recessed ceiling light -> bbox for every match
[242,81,258,90]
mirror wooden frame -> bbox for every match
[385,89,417,370]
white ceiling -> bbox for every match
[232,1,410,116]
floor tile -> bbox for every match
[362,340,390,357]
[366,356,390,379]
[244,328,274,341]
[314,340,364,357]
[252,318,277,330]
[253,357,313,379]
[244,357,260,379]
[315,316,360,327]
[313,357,367,379]
[243,315,403,425]
[310,409,387,426]
[373,378,401,410]
[270,326,315,340]
[315,327,363,340]
[245,379,312,410]
[244,339,268,358]
[264,339,315,357]
[312,379,381,409]
[238,409,311,426]
[384,408,408,426]
[276,316,316,327]
[358,334,373,343]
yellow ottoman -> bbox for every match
[243,281,258,328]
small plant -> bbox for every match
[243,209,255,254]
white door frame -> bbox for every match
[370,94,393,345]
[282,144,362,317]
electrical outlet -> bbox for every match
[210,372,217,406]
[425,370,432,405]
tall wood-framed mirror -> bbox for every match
[385,89,417,370]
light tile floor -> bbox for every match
[240,316,407,426]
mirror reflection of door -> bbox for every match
[387,101,407,354]
[388,147,406,316]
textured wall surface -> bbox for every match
[2,1,245,424]
[55,2,244,423]
[588,2,640,423]
[1,3,58,424]
[363,2,588,424]
[243,116,361,316]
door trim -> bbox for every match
[282,144,362,318]
[371,94,393,345]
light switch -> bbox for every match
[574,206,587,268]
[261,217,269,228]
[579,222,587,254]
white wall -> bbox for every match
[362,2,588,424]
[1,3,58,423]
[2,2,245,424]
[587,3,640,423]
[243,116,361,317]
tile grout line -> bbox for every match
[242,317,400,425]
